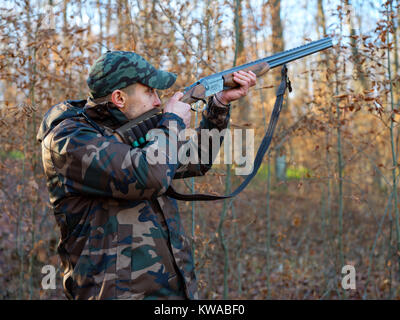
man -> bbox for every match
[37,51,256,300]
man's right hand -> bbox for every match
[163,92,191,128]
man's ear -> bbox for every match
[111,90,125,109]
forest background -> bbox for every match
[0,0,399,300]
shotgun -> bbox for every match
[115,38,333,148]
[181,37,333,107]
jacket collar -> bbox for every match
[83,98,129,130]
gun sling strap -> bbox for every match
[166,64,292,201]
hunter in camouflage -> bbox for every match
[37,50,256,300]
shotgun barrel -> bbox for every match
[222,37,333,73]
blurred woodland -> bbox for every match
[1,0,400,299]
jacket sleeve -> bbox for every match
[48,112,187,201]
[172,96,231,180]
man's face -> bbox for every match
[115,83,162,120]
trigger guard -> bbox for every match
[190,99,207,112]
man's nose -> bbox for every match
[154,92,161,108]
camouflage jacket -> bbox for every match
[37,97,230,300]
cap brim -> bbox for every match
[141,69,177,90]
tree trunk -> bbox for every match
[269,0,286,183]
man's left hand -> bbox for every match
[215,70,257,105]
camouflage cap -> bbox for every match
[87,51,177,99]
